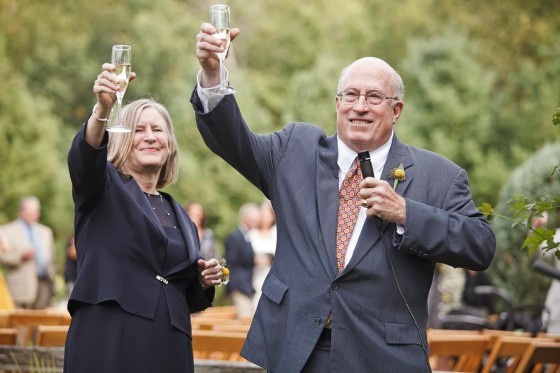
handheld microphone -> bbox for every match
[358,151,381,230]
[358,151,375,179]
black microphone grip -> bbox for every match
[357,151,383,229]
[358,151,375,179]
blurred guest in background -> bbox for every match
[225,202,260,318]
[542,232,560,334]
[0,228,15,310]
[248,199,276,309]
[1,196,55,309]
[186,201,218,260]
[532,212,560,334]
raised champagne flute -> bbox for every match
[107,44,132,132]
[209,4,236,94]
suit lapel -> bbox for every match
[169,196,199,266]
[123,175,168,244]
[380,136,414,231]
[317,135,340,277]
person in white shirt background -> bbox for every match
[248,199,277,309]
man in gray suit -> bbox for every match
[2,196,56,309]
[192,24,496,372]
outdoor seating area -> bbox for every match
[427,328,560,372]
[0,306,262,372]
[191,305,252,362]
[0,309,71,347]
[1,307,560,372]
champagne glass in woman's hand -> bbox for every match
[209,4,236,95]
[106,45,132,132]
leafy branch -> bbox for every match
[480,195,560,259]
[553,107,560,126]
[480,107,560,259]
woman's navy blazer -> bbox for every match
[67,126,214,337]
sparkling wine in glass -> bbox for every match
[107,45,132,132]
[209,4,236,95]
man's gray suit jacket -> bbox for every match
[191,92,495,372]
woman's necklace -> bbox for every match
[144,192,177,229]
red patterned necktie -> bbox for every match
[335,157,362,272]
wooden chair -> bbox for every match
[34,325,69,346]
[8,309,70,345]
[0,327,18,345]
[428,333,490,372]
[515,340,560,373]
[481,329,533,354]
[481,336,551,373]
[192,329,247,361]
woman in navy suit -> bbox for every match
[64,63,224,372]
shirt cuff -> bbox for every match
[396,223,405,235]
[196,69,229,113]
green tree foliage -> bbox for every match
[0,33,67,230]
[1,0,559,301]
[398,26,507,205]
[489,143,560,305]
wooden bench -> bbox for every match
[8,309,70,346]
[34,325,69,347]
[192,330,246,361]
[0,328,18,345]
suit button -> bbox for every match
[331,283,339,290]
[313,317,321,326]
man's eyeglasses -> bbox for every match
[337,90,398,106]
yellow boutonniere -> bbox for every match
[219,258,230,285]
[389,163,406,189]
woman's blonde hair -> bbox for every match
[107,99,179,189]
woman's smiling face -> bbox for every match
[125,107,169,174]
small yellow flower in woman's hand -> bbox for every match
[219,258,230,285]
